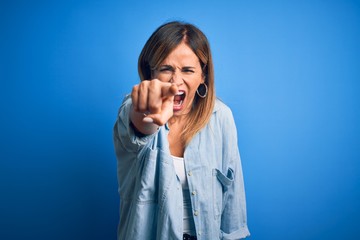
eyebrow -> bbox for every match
[159,65,195,69]
[158,65,174,70]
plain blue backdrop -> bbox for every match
[1,0,359,239]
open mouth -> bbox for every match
[173,91,185,109]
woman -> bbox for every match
[113,21,250,240]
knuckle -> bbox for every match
[148,86,156,94]
[132,84,138,92]
[139,81,150,89]
[138,105,147,112]
[139,82,147,91]
[148,102,160,113]
[150,79,160,88]
[131,88,137,97]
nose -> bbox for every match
[170,70,184,85]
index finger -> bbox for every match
[161,83,179,98]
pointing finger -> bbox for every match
[161,83,179,98]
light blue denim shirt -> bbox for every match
[113,95,250,240]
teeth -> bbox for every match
[174,100,183,107]
[174,91,184,108]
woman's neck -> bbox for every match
[168,115,187,157]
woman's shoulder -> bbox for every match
[210,98,239,140]
[210,98,237,130]
[213,98,234,117]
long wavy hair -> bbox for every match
[138,21,215,145]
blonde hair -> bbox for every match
[138,21,215,145]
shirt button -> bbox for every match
[192,191,196,195]
[194,210,199,216]
[188,171,192,176]
[198,231,202,236]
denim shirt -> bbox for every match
[113,96,250,240]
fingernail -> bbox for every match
[143,117,154,123]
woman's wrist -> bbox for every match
[130,105,159,135]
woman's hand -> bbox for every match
[130,79,179,134]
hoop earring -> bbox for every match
[196,83,208,98]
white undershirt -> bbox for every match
[172,156,196,236]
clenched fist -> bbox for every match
[130,79,179,134]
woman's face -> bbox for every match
[153,42,204,116]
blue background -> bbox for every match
[1,0,359,239]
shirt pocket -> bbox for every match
[212,168,235,219]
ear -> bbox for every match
[201,73,206,83]
[201,65,207,83]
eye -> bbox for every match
[182,68,195,73]
[158,66,174,73]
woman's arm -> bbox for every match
[219,106,250,239]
